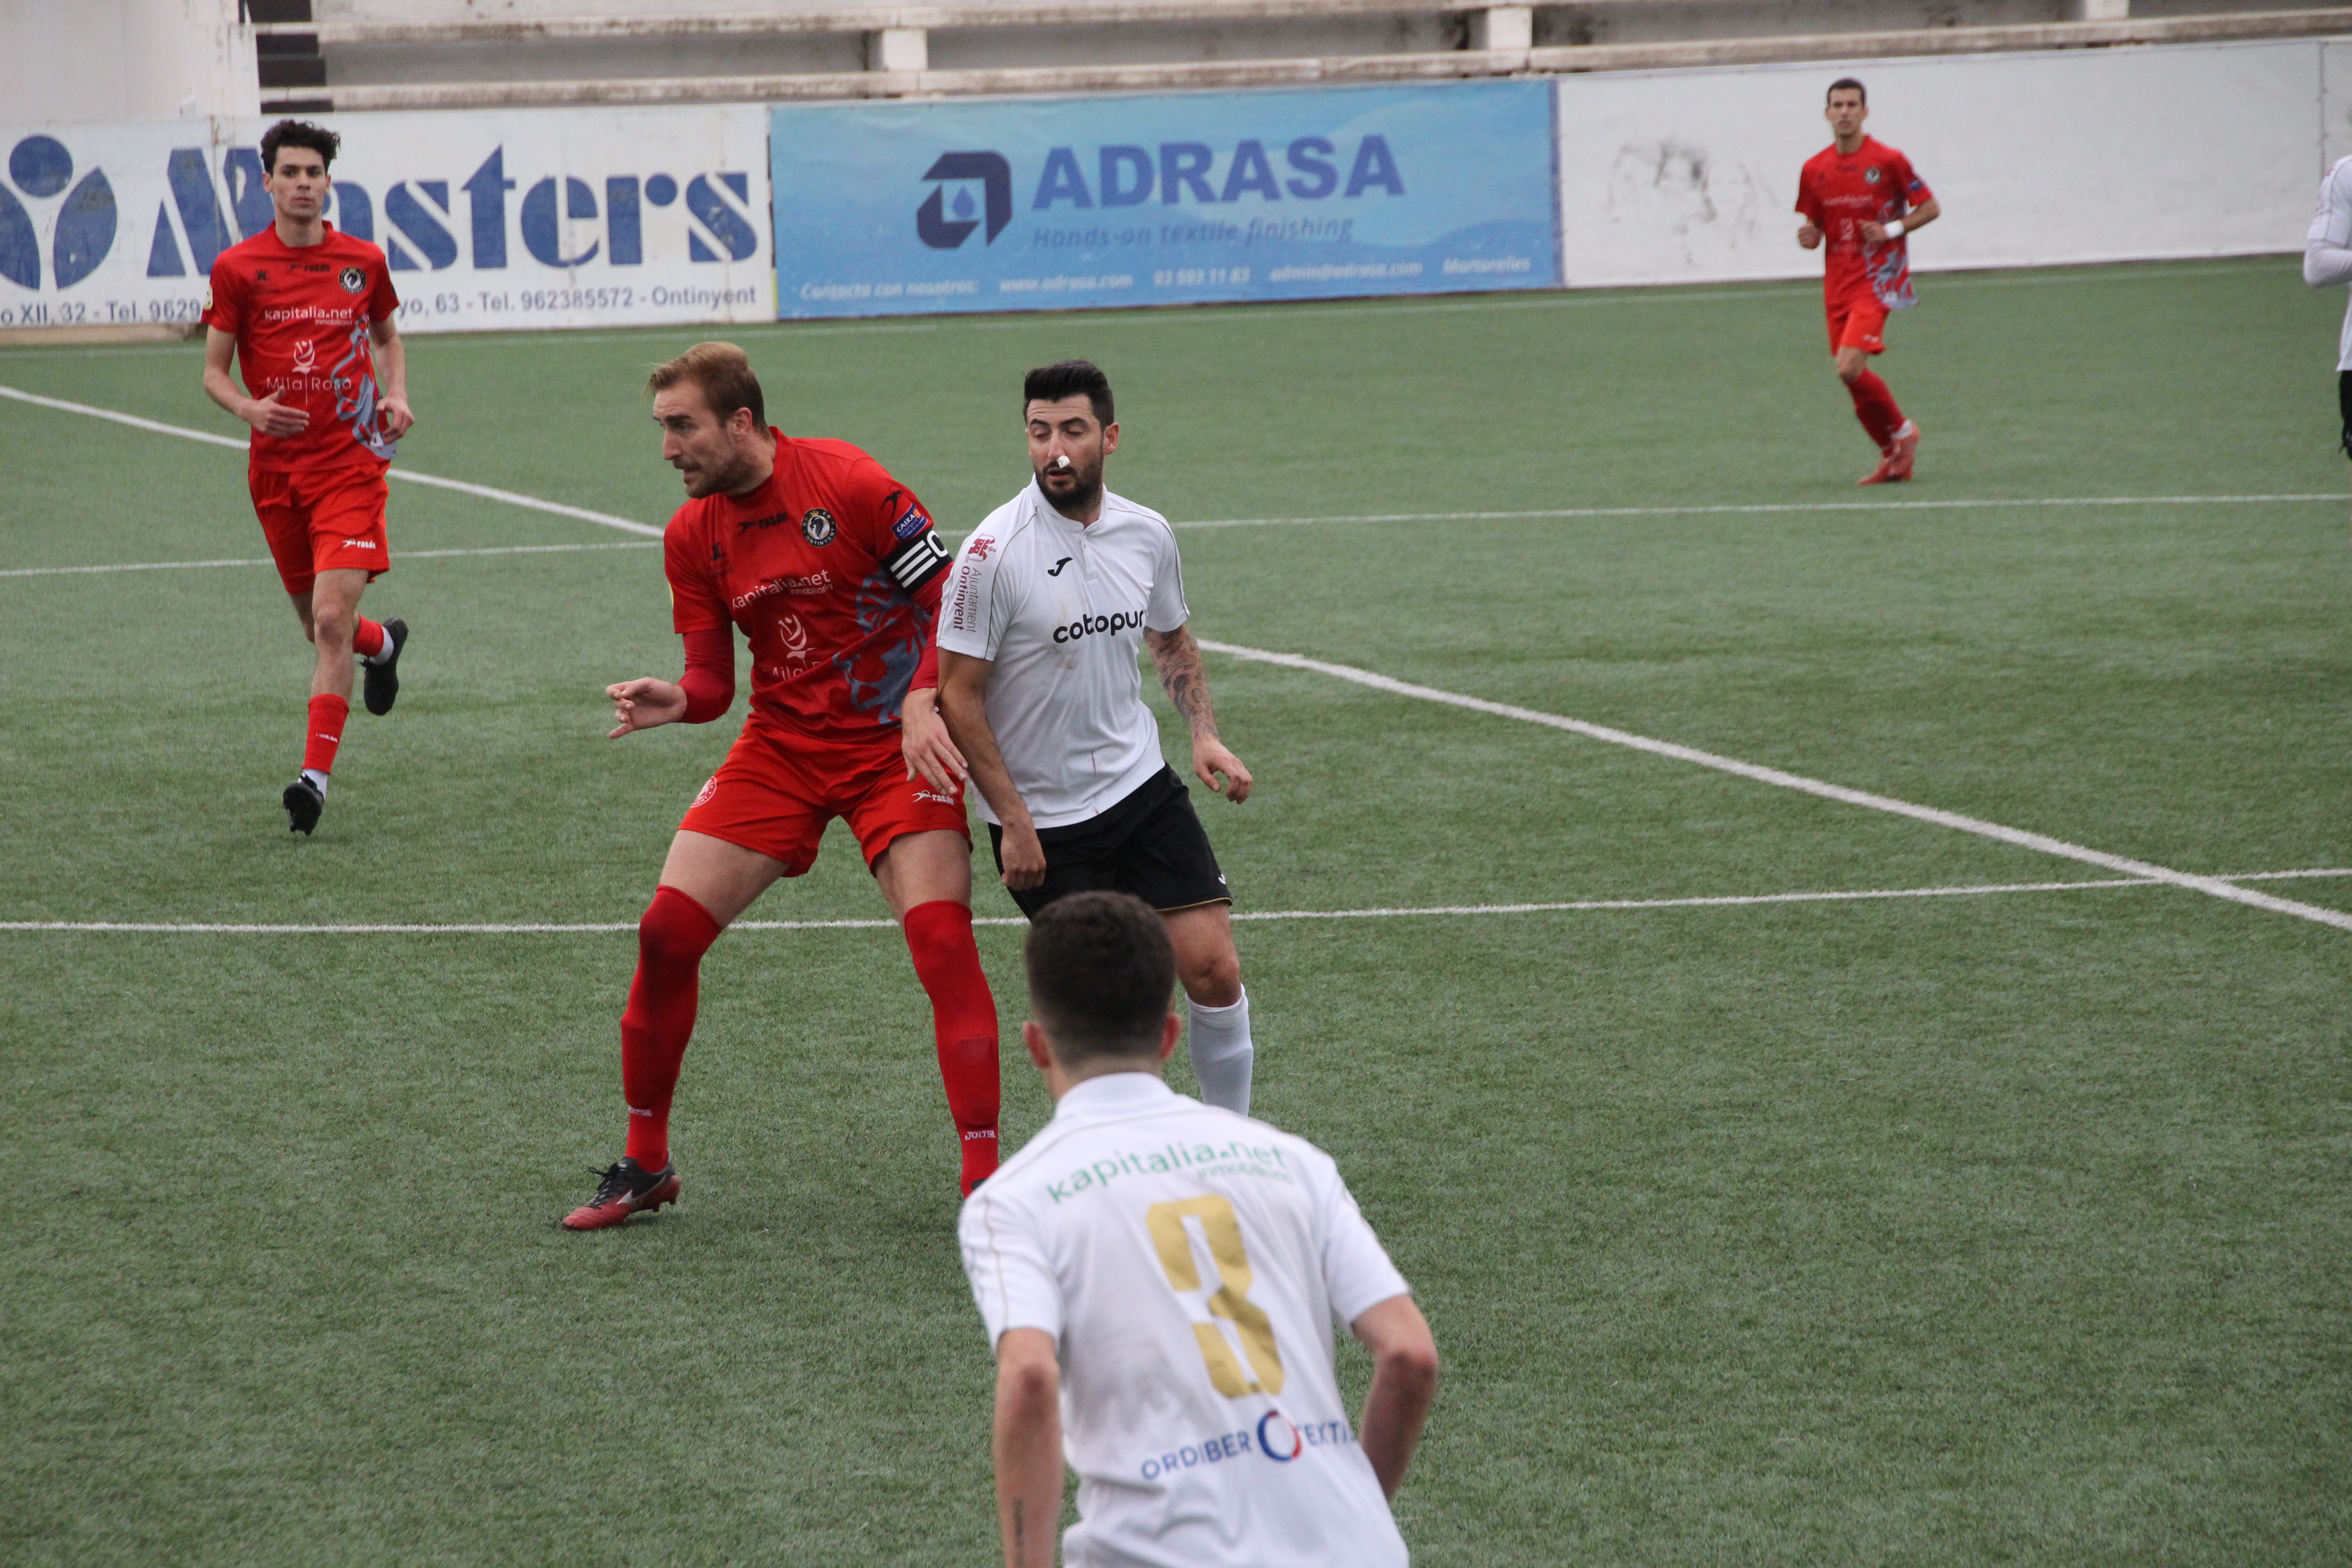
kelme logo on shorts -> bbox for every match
[800,508,837,546]
[339,265,366,292]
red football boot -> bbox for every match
[1857,451,1897,486]
[1884,422,1920,482]
[562,1157,681,1230]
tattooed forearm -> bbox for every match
[1147,627,1218,739]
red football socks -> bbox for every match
[619,884,725,1170]
[301,694,349,776]
[1847,371,1906,452]
[353,617,388,660]
[902,900,1002,1195]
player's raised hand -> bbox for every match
[607,677,689,738]
[242,392,309,436]
[378,394,415,439]
[1796,222,1823,250]
[900,689,969,794]
[1193,739,1252,804]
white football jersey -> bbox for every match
[936,480,1190,828]
[2308,154,2352,368]
[960,1072,1414,1568]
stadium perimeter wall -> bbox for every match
[0,36,2334,338]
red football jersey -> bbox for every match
[663,432,954,742]
[1796,137,1933,309]
[203,223,402,472]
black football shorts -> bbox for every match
[989,765,1231,919]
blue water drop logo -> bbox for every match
[951,187,975,220]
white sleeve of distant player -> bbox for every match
[1310,1151,1412,1328]
[959,1188,1065,1347]
[1146,525,1191,634]
[936,532,1005,661]
[2306,160,2352,289]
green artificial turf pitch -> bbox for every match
[2,256,2348,1564]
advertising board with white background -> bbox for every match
[0,106,771,334]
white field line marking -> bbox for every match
[1202,636,2352,936]
[0,258,2291,359]
[0,384,662,538]
[0,539,660,579]
[1176,494,2339,529]
[7,494,2334,579]
[5,871,2346,934]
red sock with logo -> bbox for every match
[353,617,388,660]
[619,885,724,1170]
[902,900,1001,1195]
[302,694,349,776]
[1847,371,1905,451]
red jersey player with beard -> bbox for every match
[202,120,414,834]
[1796,78,1941,485]
[563,343,998,1228]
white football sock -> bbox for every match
[366,627,397,664]
[1186,987,1254,1115]
[300,767,329,794]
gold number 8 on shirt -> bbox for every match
[1146,1196,1287,1397]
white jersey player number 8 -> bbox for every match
[1147,1195,1287,1397]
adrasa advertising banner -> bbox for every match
[770,80,1559,318]
[0,107,771,335]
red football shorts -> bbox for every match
[679,720,970,876]
[250,461,391,595]
[1826,291,1890,356]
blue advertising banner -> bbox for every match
[769,81,1558,318]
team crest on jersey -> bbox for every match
[1865,167,1882,184]
[339,265,366,292]
[800,508,838,546]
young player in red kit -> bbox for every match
[1796,78,1942,485]
[562,343,999,1228]
[201,120,414,834]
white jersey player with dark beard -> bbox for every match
[904,359,1261,1115]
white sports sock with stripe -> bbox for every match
[1186,987,1254,1116]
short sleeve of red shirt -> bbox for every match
[366,261,400,323]
[1892,151,1933,210]
[845,456,953,603]
[845,456,930,559]
[664,512,730,635]
[201,259,243,335]
[1793,164,1816,221]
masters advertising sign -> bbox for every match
[0,107,771,335]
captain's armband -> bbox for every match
[883,528,953,593]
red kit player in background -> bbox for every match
[563,343,998,1228]
[202,120,414,834]
[1796,78,1942,485]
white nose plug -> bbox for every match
[1050,455,1073,470]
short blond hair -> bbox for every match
[647,341,765,430]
